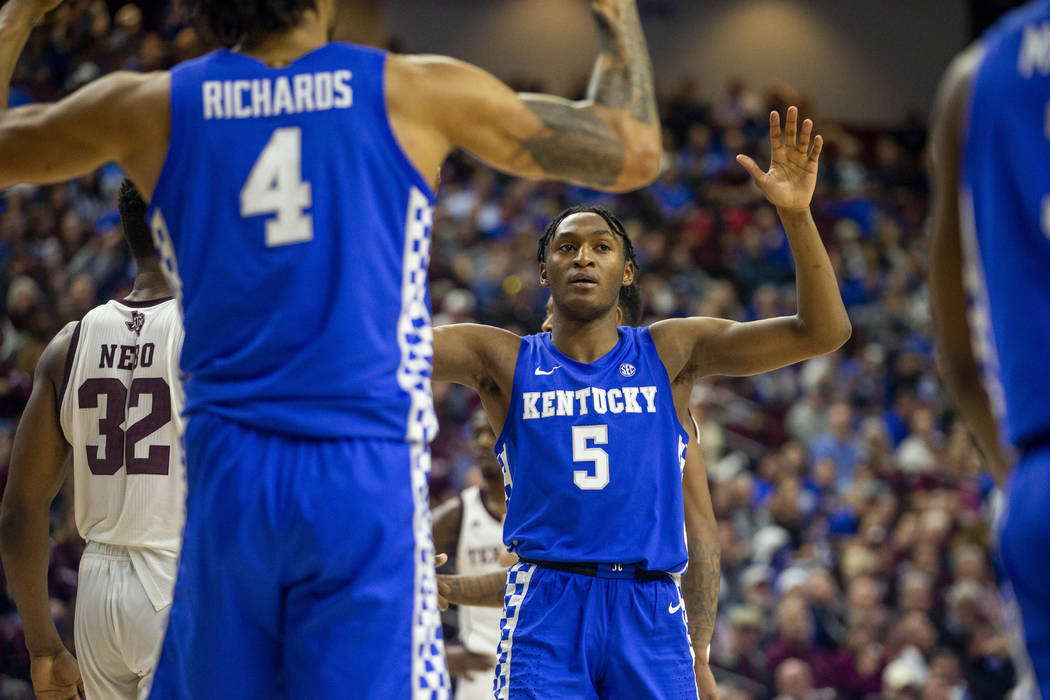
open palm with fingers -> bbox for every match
[736,106,822,211]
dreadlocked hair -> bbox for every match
[618,282,643,326]
[177,0,318,48]
[536,204,637,266]
[117,179,155,260]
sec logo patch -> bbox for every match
[619,363,636,378]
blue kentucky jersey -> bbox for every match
[962,1,1050,450]
[495,327,689,573]
[148,44,437,441]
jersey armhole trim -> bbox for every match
[58,320,83,410]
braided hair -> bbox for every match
[536,204,637,266]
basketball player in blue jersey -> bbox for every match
[544,280,722,700]
[440,287,722,699]
[0,0,662,697]
[929,2,1050,695]
[433,107,849,698]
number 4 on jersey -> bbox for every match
[240,127,314,247]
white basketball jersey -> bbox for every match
[59,298,185,609]
[455,486,506,655]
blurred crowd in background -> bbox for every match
[0,3,1019,700]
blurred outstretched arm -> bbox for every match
[388,0,661,192]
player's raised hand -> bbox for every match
[30,647,84,700]
[736,106,822,211]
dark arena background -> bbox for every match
[0,1,1035,698]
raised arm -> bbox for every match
[0,0,170,193]
[0,323,82,700]
[927,46,1009,481]
[387,0,660,193]
[651,108,851,382]
[432,323,521,430]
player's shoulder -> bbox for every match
[36,320,80,390]
[437,323,522,358]
[385,53,487,109]
[84,69,170,107]
[930,42,984,156]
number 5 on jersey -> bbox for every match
[572,425,609,490]
[241,127,313,247]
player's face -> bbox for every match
[540,213,634,323]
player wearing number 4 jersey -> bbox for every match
[434,108,850,699]
[0,0,661,696]
[0,181,183,700]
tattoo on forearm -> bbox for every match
[519,101,625,188]
[683,537,720,647]
[445,571,506,607]
[588,2,658,125]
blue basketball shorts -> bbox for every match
[492,562,698,699]
[999,445,1050,699]
[149,413,449,699]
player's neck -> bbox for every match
[549,313,620,364]
[124,267,173,303]
[482,483,507,518]
[237,10,330,67]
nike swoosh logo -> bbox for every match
[668,600,684,614]
[534,366,561,376]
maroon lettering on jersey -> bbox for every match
[118,345,139,370]
[100,344,117,369]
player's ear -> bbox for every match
[622,261,635,287]
[539,263,549,287]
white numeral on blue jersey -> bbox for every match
[572,425,609,490]
[240,127,314,247]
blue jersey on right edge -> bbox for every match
[962,0,1050,450]
[148,43,437,442]
[495,327,689,573]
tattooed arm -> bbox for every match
[437,570,508,610]
[386,0,660,192]
[681,414,720,698]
